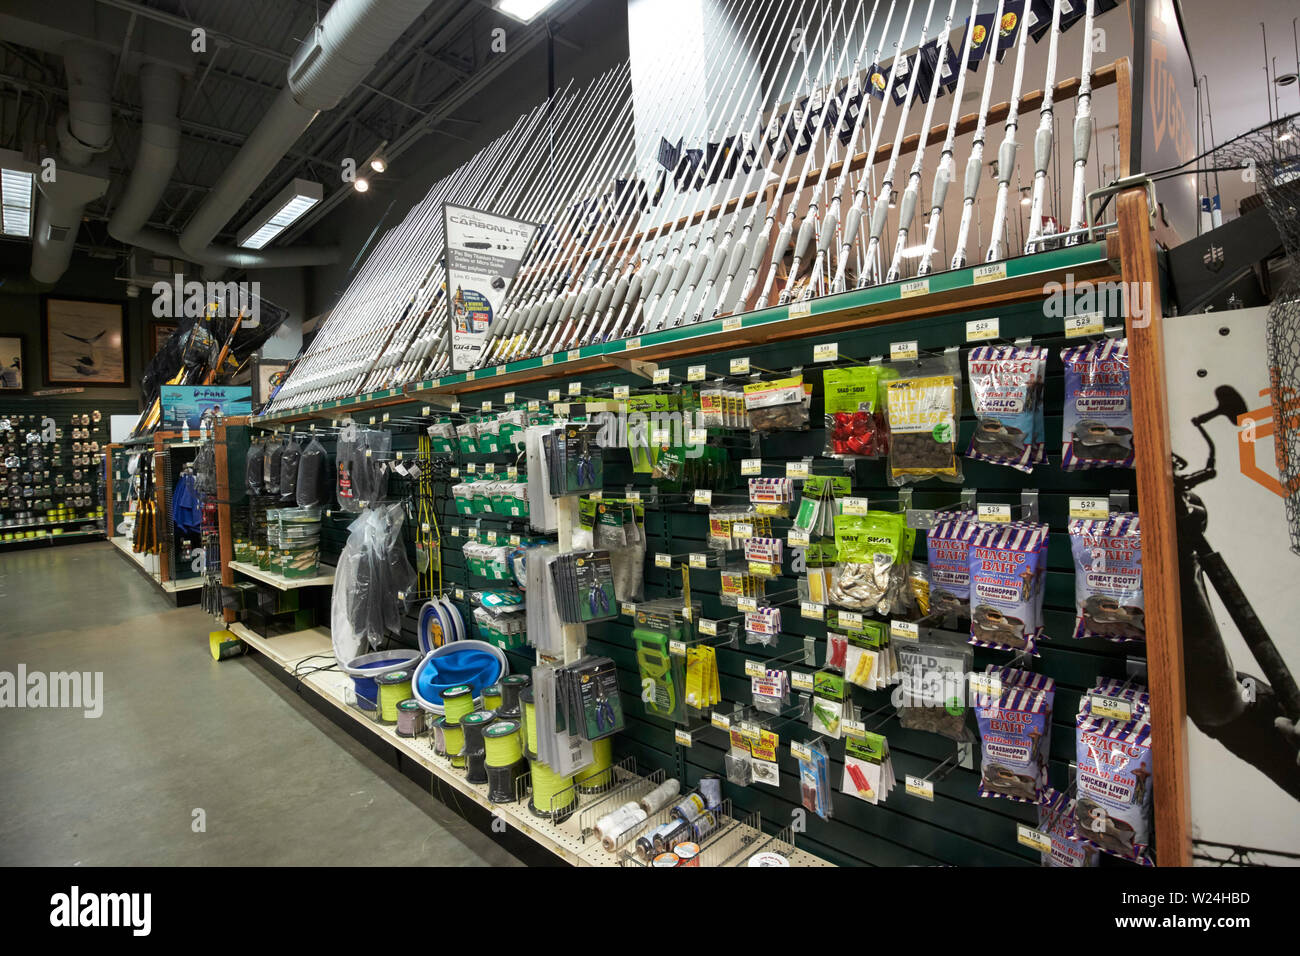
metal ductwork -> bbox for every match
[108,63,338,271]
[31,41,113,284]
[178,0,437,265]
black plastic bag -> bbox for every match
[246,442,265,495]
[296,437,328,508]
[265,440,283,497]
[279,438,301,505]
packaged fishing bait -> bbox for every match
[967,521,1049,654]
[823,365,892,458]
[828,511,909,615]
[295,437,328,508]
[884,351,962,484]
[1068,512,1144,642]
[925,515,980,612]
[1039,788,1098,868]
[796,739,834,821]
[743,374,810,433]
[973,667,1054,803]
[896,636,973,742]
[1074,690,1154,865]
[279,437,301,505]
[1060,337,1135,470]
[966,345,1048,472]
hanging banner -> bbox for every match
[444,204,539,371]
[160,385,251,430]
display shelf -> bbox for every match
[253,241,1117,423]
[0,516,105,531]
[0,529,105,546]
[229,560,335,591]
[224,622,831,867]
[110,534,203,594]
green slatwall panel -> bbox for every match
[243,294,1143,867]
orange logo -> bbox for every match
[1237,385,1300,498]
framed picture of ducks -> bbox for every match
[42,297,128,387]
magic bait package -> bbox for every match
[1068,512,1145,642]
[884,351,962,485]
[966,345,1048,472]
[1060,337,1135,470]
[967,521,1049,654]
[1073,690,1154,865]
[1038,788,1098,868]
[925,515,981,611]
[973,667,1054,804]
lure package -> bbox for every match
[828,511,912,616]
[967,521,1049,653]
[797,740,834,821]
[823,365,894,458]
[1039,788,1098,868]
[1074,687,1154,865]
[549,550,618,624]
[884,351,963,484]
[1068,512,1144,641]
[925,515,980,612]
[1060,337,1135,470]
[966,345,1048,472]
[896,636,973,742]
[974,667,1054,803]
[743,374,810,433]
[841,732,895,805]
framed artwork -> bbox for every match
[149,321,178,361]
[0,335,23,391]
[42,297,127,386]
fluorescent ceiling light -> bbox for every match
[236,178,323,249]
[1,161,34,239]
[496,0,560,23]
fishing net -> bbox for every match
[1208,113,1300,554]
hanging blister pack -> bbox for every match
[796,739,834,820]
[966,345,1048,471]
[842,731,894,805]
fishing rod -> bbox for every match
[883,0,962,285]
[914,0,981,275]
[1064,0,1096,245]
[948,0,1009,270]
[795,0,894,304]
[526,0,782,356]
[776,0,884,306]
[750,0,862,311]
[1023,0,1064,253]
[623,0,811,337]
[630,0,841,336]
[984,0,1033,263]
[859,0,943,289]
[555,0,783,351]
[825,0,919,294]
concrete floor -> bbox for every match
[0,541,525,867]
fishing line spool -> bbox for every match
[520,688,538,759]
[439,717,467,769]
[461,710,495,784]
[483,683,504,711]
[396,698,427,737]
[376,671,413,723]
[442,684,475,725]
[573,736,614,793]
[527,757,577,822]
[484,721,525,803]
[498,674,531,717]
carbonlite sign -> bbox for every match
[444,204,539,371]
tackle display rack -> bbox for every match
[217,172,1191,867]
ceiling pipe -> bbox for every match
[177,0,439,265]
[31,40,113,284]
[107,62,339,271]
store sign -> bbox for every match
[160,385,251,430]
[445,204,539,371]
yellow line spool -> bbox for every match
[376,670,412,723]
[483,721,523,767]
[521,689,538,759]
[574,736,614,793]
[439,717,466,769]
[443,684,475,725]
[483,684,504,711]
[528,757,576,822]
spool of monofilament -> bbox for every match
[574,735,614,793]
[482,683,504,712]
[527,758,576,823]
[520,689,539,760]
[498,674,531,717]
[484,721,524,804]
[376,671,412,724]
[396,699,426,738]
[440,718,466,769]
[442,684,475,726]
[461,711,495,785]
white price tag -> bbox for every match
[689,553,708,569]
[655,553,672,568]
[450,402,461,413]
[973,262,1007,284]
[589,490,602,500]
[732,522,754,538]
[729,357,751,375]
[621,602,637,617]
[966,317,1000,341]
[978,503,1012,523]
[450,467,460,478]
[567,350,581,362]
[741,458,762,476]
[1089,694,1134,721]
[842,496,870,515]
[669,640,688,657]
[711,711,732,730]
[625,337,641,350]
[568,382,582,396]
[1065,312,1105,337]
[688,428,708,445]
[905,775,935,801]
[744,660,766,678]
[1069,496,1110,519]
[693,489,712,506]
[890,341,919,361]
[454,588,464,600]
[528,400,540,412]
[542,354,555,366]
[838,610,864,629]
[1017,824,1052,853]
[790,741,813,762]
[788,300,811,319]
[651,429,670,444]
[481,400,493,412]
[509,534,522,546]
[787,528,810,546]
[507,465,518,478]
[465,462,476,474]
[901,278,930,299]
[786,460,810,479]
[813,342,838,363]
[687,364,707,382]
[495,366,506,376]
[800,601,824,620]
[613,385,630,400]
[737,596,758,612]
[842,719,866,739]
[504,392,516,404]
[674,729,693,747]
[699,619,718,636]
[548,389,561,402]
[890,619,920,641]
[653,368,670,385]
[722,316,743,332]
[970,673,1003,698]
[790,671,815,693]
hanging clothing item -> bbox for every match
[172,471,203,536]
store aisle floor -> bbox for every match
[0,542,525,867]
